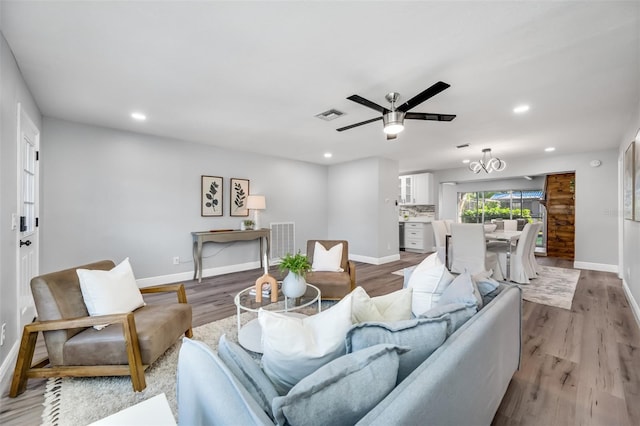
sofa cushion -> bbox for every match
[351,287,412,323]
[259,293,353,394]
[406,253,455,316]
[218,335,279,418]
[76,258,145,328]
[420,303,477,335]
[177,338,274,426]
[272,344,406,426]
[345,317,448,382]
[438,270,482,309]
[311,241,344,272]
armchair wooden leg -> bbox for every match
[185,328,193,338]
[9,324,40,397]
[122,313,146,392]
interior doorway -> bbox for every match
[16,103,40,327]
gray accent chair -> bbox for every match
[10,260,192,397]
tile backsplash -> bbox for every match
[400,204,435,219]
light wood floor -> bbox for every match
[1,253,638,425]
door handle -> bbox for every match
[19,240,31,247]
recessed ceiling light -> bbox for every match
[462,159,470,164]
[131,112,147,121]
[545,147,555,152]
[324,152,332,158]
[513,105,530,114]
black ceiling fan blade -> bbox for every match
[346,95,390,114]
[386,133,397,141]
[397,81,451,112]
[336,116,382,132]
[405,112,456,121]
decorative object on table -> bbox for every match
[255,254,278,303]
[230,178,249,217]
[468,148,506,174]
[246,195,266,229]
[201,175,223,217]
[635,129,640,222]
[623,140,634,220]
[278,251,311,298]
[240,219,255,231]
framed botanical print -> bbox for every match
[201,176,223,217]
[230,178,249,217]
[623,141,635,220]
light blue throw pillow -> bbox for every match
[345,317,448,382]
[437,270,482,308]
[272,344,406,426]
[217,335,280,417]
[420,303,477,335]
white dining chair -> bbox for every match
[444,219,454,234]
[503,220,518,231]
[526,222,543,278]
[431,220,448,264]
[491,223,537,284]
[450,223,504,280]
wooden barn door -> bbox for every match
[542,172,575,259]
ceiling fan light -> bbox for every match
[383,111,405,135]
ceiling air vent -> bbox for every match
[456,143,470,149]
[315,109,345,121]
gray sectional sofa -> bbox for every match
[176,284,521,425]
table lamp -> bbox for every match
[246,195,266,230]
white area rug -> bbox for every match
[392,264,580,310]
[42,313,249,426]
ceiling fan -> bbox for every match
[336,81,456,140]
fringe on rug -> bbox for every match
[42,377,63,426]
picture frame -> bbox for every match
[623,140,634,220]
[201,175,223,217]
[636,129,640,222]
[230,178,250,217]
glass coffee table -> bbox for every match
[234,283,321,353]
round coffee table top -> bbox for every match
[234,282,321,314]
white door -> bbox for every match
[17,104,39,326]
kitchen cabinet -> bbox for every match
[399,173,434,205]
[403,222,435,254]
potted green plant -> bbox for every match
[278,251,311,298]
[241,219,255,230]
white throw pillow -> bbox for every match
[77,258,145,322]
[259,293,353,394]
[351,286,413,323]
[311,242,344,272]
[407,253,455,316]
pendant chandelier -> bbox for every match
[469,148,506,174]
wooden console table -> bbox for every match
[191,229,271,283]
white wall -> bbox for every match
[41,118,329,280]
[0,32,43,385]
[327,157,400,264]
[620,106,640,325]
[434,149,620,271]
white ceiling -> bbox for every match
[1,1,638,173]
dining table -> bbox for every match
[445,230,522,279]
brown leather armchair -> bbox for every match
[304,240,356,300]
[10,260,193,397]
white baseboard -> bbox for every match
[0,341,19,397]
[622,278,640,330]
[136,261,261,287]
[350,253,401,265]
[573,261,618,273]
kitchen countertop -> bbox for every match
[399,218,433,223]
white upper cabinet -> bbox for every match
[399,173,434,205]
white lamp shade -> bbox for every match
[246,195,266,210]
